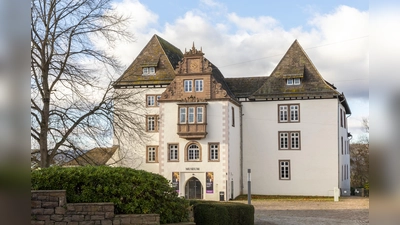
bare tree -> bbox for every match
[350,117,369,187]
[31,0,144,168]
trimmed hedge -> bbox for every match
[191,201,254,225]
[31,166,189,224]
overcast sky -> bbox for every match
[106,0,369,141]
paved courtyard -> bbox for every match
[237,196,369,225]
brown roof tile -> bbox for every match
[63,145,119,166]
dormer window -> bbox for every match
[287,78,301,85]
[142,67,156,75]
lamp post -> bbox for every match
[247,169,251,205]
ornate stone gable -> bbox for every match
[160,43,232,103]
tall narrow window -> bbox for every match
[232,107,235,127]
[197,107,203,123]
[156,95,161,106]
[279,132,288,149]
[279,131,301,150]
[146,115,158,132]
[179,108,186,124]
[188,107,195,123]
[209,143,219,161]
[343,111,347,128]
[184,80,192,92]
[340,109,343,127]
[279,160,290,180]
[279,105,288,122]
[290,132,300,149]
[146,146,158,163]
[290,105,299,122]
[195,80,203,92]
[147,95,155,107]
[168,144,179,161]
[341,136,344,155]
[278,104,299,123]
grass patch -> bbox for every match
[234,195,333,201]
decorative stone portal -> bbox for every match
[185,177,203,199]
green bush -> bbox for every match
[31,166,188,224]
[192,201,254,225]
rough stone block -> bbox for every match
[101,220,112,225]
[50,214,64,221]
[55,207,66,215]
[44,208,55,215]
[32,208,44,215]
[104,212,114,219]
[32,200,42,208]
[35,215,50,221]
[90,215,105,220]
[31,220,45,225]
[78,221,95,225]
[54,222,67,225]
[71,215,85,222]
[42,201,58,208]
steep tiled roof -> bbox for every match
[113,35,183,87]
[250,40,340,99]
[210,63,237,100]
[63,145,119,166]
[225,76,269,98]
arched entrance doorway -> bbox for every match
[185,177,203,199]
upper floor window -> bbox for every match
[168,144,179,161]
[287,78,301,85]
[179,106,204,124]
[142,67,156,75]
[278,104,300,123]
[232,107,235,127]
[146,95,161,107]
[195,79,203,92]
[146,115,158,132]
[184,80,193,92]
[209,143,219,161]
[279,131,301,150]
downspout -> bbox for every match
[239,104,244,195]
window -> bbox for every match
[146,146,158,163]
[184,80,193,92]
[188,107,195,123]
[179,106,205,124]
[187,143,201,161]
[231,107,235,127]
[209,143,219,161]
[195,80,203,92]
[279,131,301,150]
[146,95,161,107]
[142,67,156,75]
[197,107,203,123]
[278,104,299,122]
[340,109,343,127]
[343,110,347,128]
[287,78,301,85]
[279,160,290,180]
[341,136,343,155]
[146,115,158,132]
[168,144,179,161]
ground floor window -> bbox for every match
[279,160,290,180]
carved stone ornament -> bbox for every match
[212,79,228,98]
[181,95,206,103]
[161,80,176,100]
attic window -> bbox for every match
[287,78,301,85]
[142,67,156,75]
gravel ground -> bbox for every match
[236,196,369,225]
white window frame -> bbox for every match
[146,115,158,132]
[293,78,301,85]
[168,144,179,161]
[197,107,203,123]
[286,79,293,85]
[147,95,155,107]
[279,160,291,180]
[147,146,157,163]
[279,131,300,150]
[188,144,200,161]
[179,108,186,124]
[279,104,300,123]
[209,143,219,161]
[195,79,203,92]
[142,67,156,75]
[188,107,195,123]
[184,80,193,92]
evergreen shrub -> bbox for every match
[192,201,254,225]
[31,166,188,224]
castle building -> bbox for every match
[113,35,351,200]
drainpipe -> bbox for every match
[239,104,243,195]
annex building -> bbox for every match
[112,34,351,201]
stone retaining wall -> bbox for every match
[31,190,160,225]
